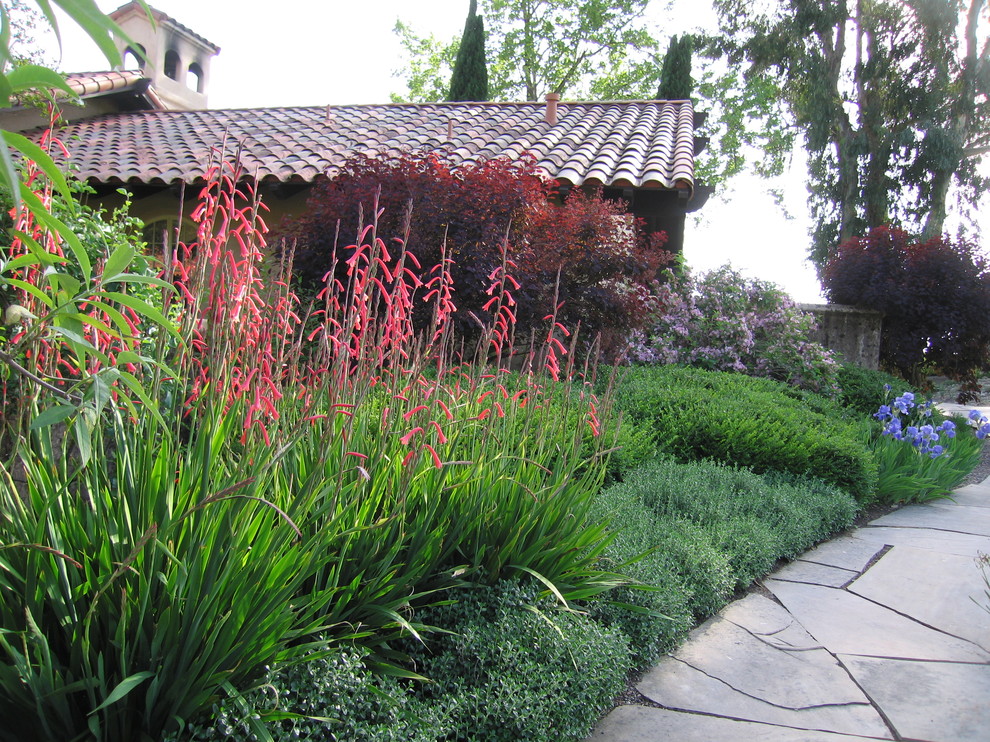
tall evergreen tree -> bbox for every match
[656,34,693,100]
[448,0,489,101]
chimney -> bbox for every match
[545,92,560,125]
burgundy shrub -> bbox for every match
[823,225,990,385]
[275,152,670,356]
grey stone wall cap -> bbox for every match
[799,303,884,317]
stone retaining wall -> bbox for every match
[799,303,882,370]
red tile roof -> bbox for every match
[47,100,699,193]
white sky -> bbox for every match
[45,0,982,304]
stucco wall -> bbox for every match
[800,303,883,370]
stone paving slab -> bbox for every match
[765,579,990,662]
[935,483,990,509]
[851,526,990,558]
[840,656,990,742]
[869,504,990,537]
[587,470,990,742]
[848,545,990,652]
[588,705,887,741]
[722,594,821,651]
[651,614,870,708]
[772,560,858,588]
[637,655,891,738]
[794,536,886,573]
[634,596,892,738]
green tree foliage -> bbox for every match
[448,0,489,101]
[395,0,658,102]
[392,5,794,192]
[656,33,693,100]
[713,0,990,271]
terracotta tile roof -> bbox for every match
[64,70,146,97]
[47,100,699,193]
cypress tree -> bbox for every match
[448,0,489,101]
[656,34,693,100]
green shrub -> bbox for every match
[405,579,631,742]
[590,474,734,623]
[592,457,858,628]
[587,474,695,666]
[614,365,878,500]
[167,645,439,742]
[836,364,917,415]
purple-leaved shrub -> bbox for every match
[629,266,840,395]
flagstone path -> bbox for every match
[588,464,990,741]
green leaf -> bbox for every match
[0,132,21,215]
[115,370,166,429]
[89,671,155,714]
[20,189,91,278]
[2,131,73,202]
[3,277,56,309]
[98,291,181,340]
[101,243,136,283]
[29,404,76,430]
[5,65,74,97]
[73,410,93,466]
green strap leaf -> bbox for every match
[101,243,136,283]
[3,130,73,202]
[5,65,74,97]
[88,671,156,715]
[29,404,76,430]
[98,291,182,341]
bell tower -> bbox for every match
[109,2,220,110]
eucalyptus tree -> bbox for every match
[713,0,990,269]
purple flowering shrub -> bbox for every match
[869,387,986,503]
[629,266,840,395]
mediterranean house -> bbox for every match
[9,2,711,255]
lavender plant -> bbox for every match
[869,388,985,503]
[629,266,840,395]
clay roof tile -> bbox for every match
[34,100,698,193]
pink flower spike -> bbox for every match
[400,427,425,445]
[476,409,491,421]
[494,402,505,418]
[477,391,493,403]
[423,443,443,469]
[429,420,448,444]
[303,414,328,423]
[345,451,369,460]
[402,450,416,467]
[437,399,454,420]
[403,405,429,420]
